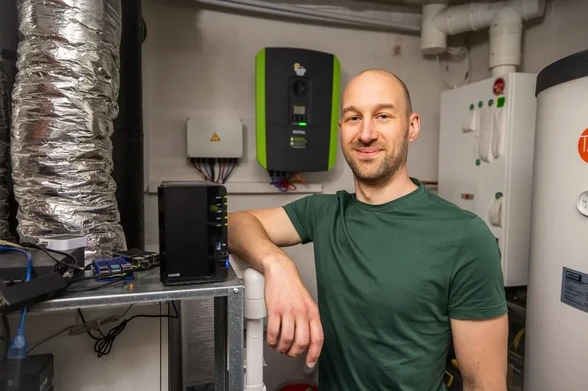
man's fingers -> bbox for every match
[266,312,281,347]
[287,316,310,357]
[306,317,324,367]
[277,314,295,353]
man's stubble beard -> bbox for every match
[343,132,409,188]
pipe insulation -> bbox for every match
[0,38,10,238]
[11,0,127,258]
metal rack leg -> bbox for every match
[227,287,244,390]
[214,296,228,390]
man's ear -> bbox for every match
[408,113,421,142]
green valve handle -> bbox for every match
[495,192,503,199]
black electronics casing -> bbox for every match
[0,354,54,391]
[157,182,229,285]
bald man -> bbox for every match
[228,69,508,391]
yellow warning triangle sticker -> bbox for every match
[210,132,220,142]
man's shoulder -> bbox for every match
[289,190,353,207]
[414,190,497,249]
[281,190,351,217]
[281,191,353,243]
[417,189,480,226]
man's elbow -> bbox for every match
[461,374,507,391]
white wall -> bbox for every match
[11,0,588,391]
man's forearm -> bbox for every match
[227,211,290,272]
[462,378,507,391]
[462,383,480,391]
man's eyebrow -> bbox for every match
[342,105,359,115]
[342,103,398,115]
[373,103,398,112]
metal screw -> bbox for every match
[233,288,239,294]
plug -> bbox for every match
[7,331,27,360]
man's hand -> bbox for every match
[264,256,324,368]
[227,208,324,367]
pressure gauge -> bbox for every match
[576,191,588,216]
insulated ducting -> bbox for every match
[0,38,10,239]
[11,0,127,258]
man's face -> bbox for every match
[339,71,420,186]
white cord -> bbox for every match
[437,45,471,89]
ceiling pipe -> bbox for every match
[489,6,523,77]
[421,0,545,76]
[194,0,421,33]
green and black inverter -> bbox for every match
[255,47,341,173]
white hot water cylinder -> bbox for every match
[525,49,588,390]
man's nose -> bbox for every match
[358,121,377,144]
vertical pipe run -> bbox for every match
[11,0,127,258]
[0,37,11,238]
[0,0,20,240]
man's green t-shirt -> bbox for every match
[282,179,507,391]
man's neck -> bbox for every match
[354,171,418,205]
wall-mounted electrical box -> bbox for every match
[255,47,340,173]
[186,117,244,159]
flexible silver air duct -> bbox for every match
[0,38,10,239]
[11,0,127,258]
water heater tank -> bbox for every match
[525,49,588,390]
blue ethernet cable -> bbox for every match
[0,246,32,360]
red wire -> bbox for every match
[220,163,226,182]
[196,162,211,181]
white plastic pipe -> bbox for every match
[489,7,522,76]
[433,0,544,35]
[245,319,266,391]
[244,267,267,322]
[434,2,505,36]
[229,255,267,391]
[421,3,449,55]
[194,0,421,33]
[421,0,544,75]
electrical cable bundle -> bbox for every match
[268,171,306,192]
[25,300,178,358]
[77,302,178,358]
[191,158,238,184]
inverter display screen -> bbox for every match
[293,105,306,114]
